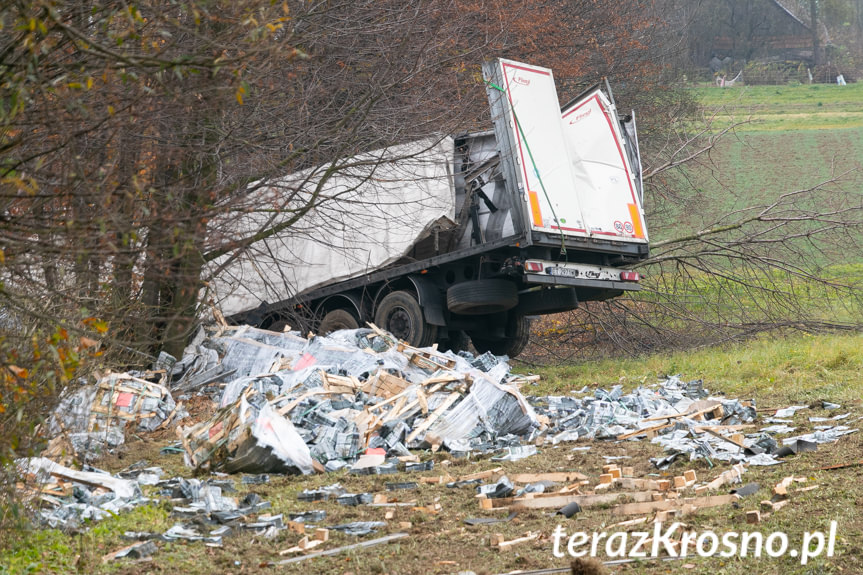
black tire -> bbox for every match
[470,315,531,358]
[518,287,578,316]
[374,291,437,347]
[447,279,518,315]
[318,308,359,335]
[437,330,470,354]
[264,316,290,332]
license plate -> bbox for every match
[547,266,579,278]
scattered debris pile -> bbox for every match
[44,324,859,475]
[171,325,540,474]
[532,376,857,467]
[14,322,859,568]
[16,457,145,529]
[48,373,182,458]
[16,456,291,545]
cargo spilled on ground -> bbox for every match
[5,324,863,574]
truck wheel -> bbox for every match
[447,279,518,315]
[264,317,291,332]
[374,291,437,347]
[470,315,531,358]
[437,330,470,354]
[318,309,359,335]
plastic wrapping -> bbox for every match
[48,374,176,456]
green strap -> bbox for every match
[487,80,567,256]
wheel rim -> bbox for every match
[387,306,413,341]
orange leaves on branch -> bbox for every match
[83,317,109,334]
[7,366,28,379]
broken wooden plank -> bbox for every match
[495,531,540,551]
[421,372,463,385]
[500,491,658,511]
[405,392,461,443]
[639,403,722,423]
[760,499,788,512]
[419,476,447,485]
[705,463,746,491]
[819,459,863,471]
[700,427,746,449]
[275,533,410,565]
[607,516,648,530]
[612,494,739,516]
[363,371,411,399]
[617,422,673,440]
[287,521,305,534]
[773,476,806,496]
[388,382,448,420]
[510,471,588,484]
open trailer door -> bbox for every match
[560,86,648,244]
[483,58,591,240]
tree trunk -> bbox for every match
[811,0,820,67]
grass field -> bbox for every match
[692,81,863,131]
[646,80,863,335]
[676,82,863,220]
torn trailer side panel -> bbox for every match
[206,58,649,357]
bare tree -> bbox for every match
[524,105,863,363]
[1,0,503,357]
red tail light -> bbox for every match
[524,260,544,272]
[619,271,640,281]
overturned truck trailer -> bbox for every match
[206,59,649,358]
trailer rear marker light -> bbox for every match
[620,271,640,281]
[524,261,544,272]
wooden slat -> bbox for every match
[612,494,739,516]
[510,472,587,483]
[639,404,722,423]
[405,392,461,443]
[700,427,746,449]
[617,422,673,440]
[488,490,658,511]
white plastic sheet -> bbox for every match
[205,137,456,317]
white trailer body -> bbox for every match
[206,138,456,318]
[208,59,649,357]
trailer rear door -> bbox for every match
[561,87,648,243]
[484,59,647,245]
[485,59,590,239]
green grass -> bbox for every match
[530,331,863,405]
[649,82,863,272]
[691,81,863,131]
